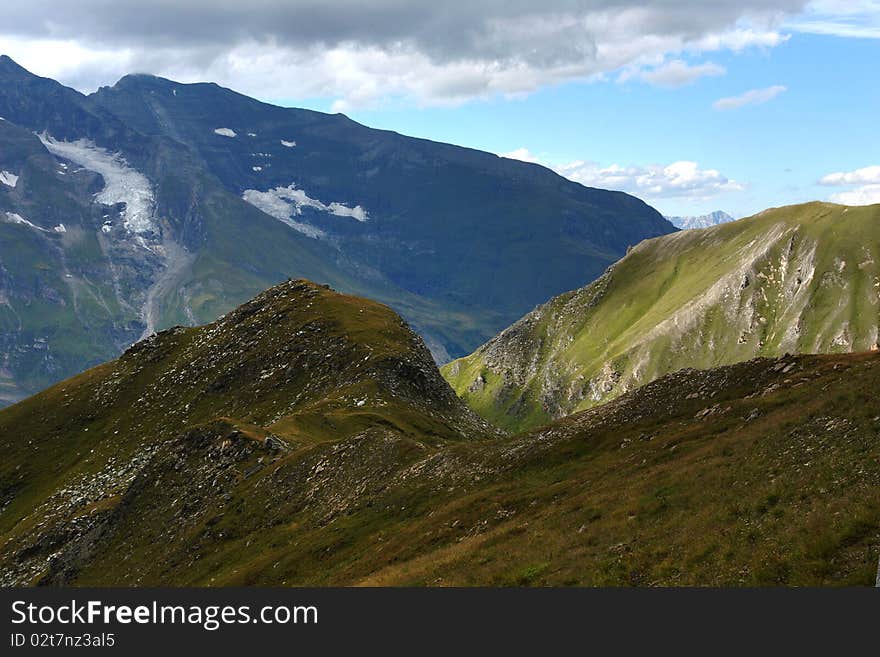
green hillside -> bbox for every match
[443,202,880,431]
[1,280,878,586]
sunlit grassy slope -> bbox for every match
[443,202,880,431]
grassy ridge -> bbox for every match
[443,202,880,431]
[0,280,878,586]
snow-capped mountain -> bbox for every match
[665,210,735,230]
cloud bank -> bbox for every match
[0,1,810,108]
[502,149,744,201]
[788,1,880,39]
[820,164,880,206]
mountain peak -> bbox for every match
[58,277,495,447]
[0,55,39,80]
[105,72,226,95]
[107,72,178,91]
[665,210,735,230]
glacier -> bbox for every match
[38,134,157,235]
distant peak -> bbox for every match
[103,73,226,98]
[665,210,735,230]
[113,72,167,87]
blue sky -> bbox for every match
[293,31,879,218]
[1,1,878,218]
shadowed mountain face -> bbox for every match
[0,55,672,404]
[1,280,878,586]
[443,202,880,432]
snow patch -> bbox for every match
[53,224,66,233]
[252,166,263,172]
[0,171,18,187]
[242,183,369,239]
[242,183,369,238]
[214,128,236,138]
[328,202,368,222]
[3,212,45,231]
[280,140,296,148]
[247,132,257,137]
[38,134,157,235]
[241,185,327,239]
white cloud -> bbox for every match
[4,2,873,110]
[0,1,809,109]
[829,185,880,206]
[819,165,880,186]
[502,149,743,201]
[690,28,792,51]
[788,1,880,38]
[713,85,787,110]
[499,148,542,164]
[791,20,880,37]
[561,160,745,199]
[637,60,726,88]
[819,164,880,206]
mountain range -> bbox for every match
[2,55,879,588]
[443,202,880,431]
[665,210,735,230]
[2,279,878,586]
[0,55,671,405]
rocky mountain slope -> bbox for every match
[0,280,498,585]
[443,202,880,431]
[0,281,878,586]
[0,55,672,404]
[666,210,735,230]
